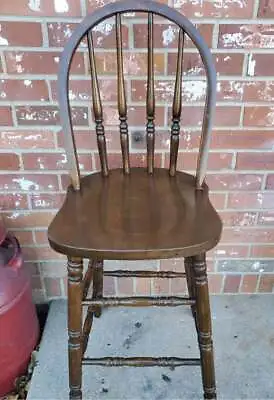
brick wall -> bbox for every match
[1,0,274,302]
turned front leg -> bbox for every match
[67,257,83,400]
[93,260,103,318]
[193,254,216,399]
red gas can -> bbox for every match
[0,230,39,397]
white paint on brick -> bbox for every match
[93,20,114,46]
[63,25,73,38]
[266,108,274,126]
[247,54,256,77]
[13,178,39,191]
[54,0,69,13]
[183,80,207,101]
[0,91,7,99]
[222,32,243,47]
[24,79,32,87]
[224,56,231,62]
[37,158,45,170]
[28,0,41,12]
[162,26,176,46]
[7,212,21,220]
[54,56,60,64]
[15,201,21,207]
[15,54,23,62]
[0,35,8,46]
[57,154,67,167]
[34,199,48,208]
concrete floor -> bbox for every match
[28,295,274,400]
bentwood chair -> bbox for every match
[48,1,222,399]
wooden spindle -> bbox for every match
[116,13,130,174]
[146,12,155,174]
[169,29,184,177]
[87,30,108,177]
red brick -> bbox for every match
[258,211,274,224]
[250,245,274,258]
[0,193,28,210]
[208,274,223,294]
[244,81,274,102]
[31,193,65,210]
[219,24,274,49]
[174,0,254,18]
[248,54,274,76]
[0,79,49,102]
[104,276,115,296]
[223,274,241,293]
[240,275,258,293]
[133,23,213,48]
[221,228,274,243]
[258,274,274,292]
[160,258,184,272]
[266,174,274,189]
[0,0,81,16]
[212,130,274,150]
[217,81,244,102]
[0,106,13,125]
[0,153,20,170]
[22,245,62,261]
[87,0,168,13]
[44,277,61,298]
[244,106,274,127]
[11,231,34,245]
[16,106,88,126]
[210,244,249,258]
[95,52,165,75]
[219,211,256,227]
[23,153,92,171]
[3,211,54,229]
[95,153,162,170]
[152,278,169,295]
[136,278,151,295]
[206,174,262,191]
[258,0,274,18]
[98,106,165,127]
[58,129,120,152]
[171,278,187,294]
[228,192,274,209]
[209,193,226,209]
[0,130,55,149]
[175,152,233,171]
[215,54,244,76]
[0,174,59,191]
[236,153,274,170]
[5,51,84,75]
[34,230,48,244]
[0,21,42,46]
[117,277,133,295]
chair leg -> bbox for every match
[184,256,196,319]
[192,254,216,400]
[67,257,83,400]
[93,259,103,318]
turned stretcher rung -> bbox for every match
[82,296,195,307]
[103,270,186,278]
[82,356,200,367]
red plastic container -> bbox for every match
[0,232,39,397]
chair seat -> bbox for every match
[48,168,222,260]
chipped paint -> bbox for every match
[28,0,41,12]
[56,154,67,167]
[54,56,60,64]
[162,26,177,46]
[183,80,207,101]
[224,56,231,62]
[24,79,32,87]
[54,0,69,13]
[13,178,39,191]
[222,32,243,47]
[0,36,8,46]
[7,212,21,220]
[93,20,114,46]
[247,54,256,77]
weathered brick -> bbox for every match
[266,174,274,190]
[175,152,233,171]
[0,130,55,149]
[95,153,162,170]
[258,274,274,292]
[251,246,274,258]
[247,54,274,76]
[236,153,274,170]
[223,274,241,293]
[117,277,133,295]
[217,81,244,102]
[44,277,61,298]
[152,278,169,295]
[0,193,28,210]
[240,275,258,293]
[0,79,49,101]
[228,192,274,209]
[0,21,42,46]
[219,211,257,227]
[2,211,54,229]
[23,153,92,171]
[206,174,262,191]
[209,193,226,209]
[221,227,274,243]
[11,230,34,245]
[243,81,274,102]
[5,51,84,75]
[135,278,151,295]
[210,244,249,258]
[16,106,88,126]
[0,0,81,17]
[219,24,274,49]
[258,211,274,225]
[244,106,274,127]
[258,0,274,18]
[171,278,187,294]
[0,106,13,126]
[31,193,65,209]
[217,259,274,273]
[174,0,254,18]
[208,274,223,294]
[34,230,49,244]
[212,130,274,150]
[0,174,59,191]
[0,153,20,170]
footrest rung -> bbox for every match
[82,296,195,307]
[104,270,186,278]
[82,357,200,367]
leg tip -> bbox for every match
[69,389,82,399]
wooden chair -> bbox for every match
[48,1,222,399]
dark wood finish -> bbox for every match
[104,270,186,278]
[82,296,194,307]
[82,357,200,367]
[67,257,83,400]
[193,254,216,399]
[50,1,221,399]
[48,169,222,260]
[116,13,130,174]
[87,31,108,177]
[169,28,184,177]
[146,12,155,174]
